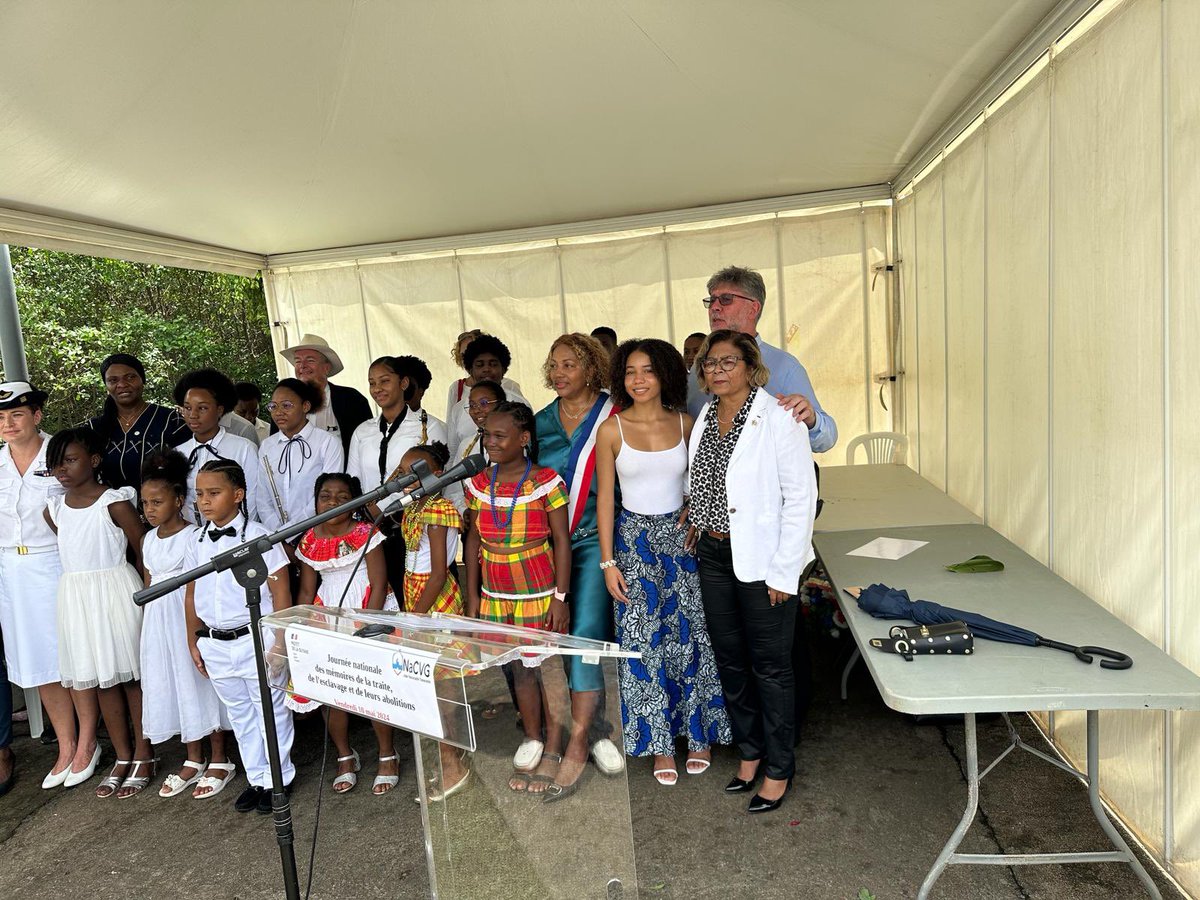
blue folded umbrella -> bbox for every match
[854,583,1131,669]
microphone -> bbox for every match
[383,459,428,494]
[393,453,488,509]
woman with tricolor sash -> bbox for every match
[534,333,626,798]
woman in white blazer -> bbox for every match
[686,330,817,814]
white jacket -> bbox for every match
[688,390,818,593]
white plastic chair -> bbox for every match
[844,431,908,465]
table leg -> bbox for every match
[917,713,979,900]
[840,647,860,701]
[1085,710,1162,900]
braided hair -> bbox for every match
[488,401,537,461]
[195,459,250,541]
[408,441,451,473]
[46,427,106,482]
[313,472,366,521]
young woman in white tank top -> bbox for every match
[596,340,731,786]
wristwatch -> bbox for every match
[553,589,568,602]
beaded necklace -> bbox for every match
[488,457,533,533]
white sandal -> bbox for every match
[193,761,236,799]
[512,739,544,772]
[373,755,400,795]
[333,749,361,794]
[160,759,206,798]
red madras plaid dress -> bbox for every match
[466,466,568,627]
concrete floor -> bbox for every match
[0,636,1185,900]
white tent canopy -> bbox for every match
[1,0,1059,261]
[5,1,1200,897]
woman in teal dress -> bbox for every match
[534,332,623,799]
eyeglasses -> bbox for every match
[700,355,745,373]
[701,292,757,308]
[265,400,298,412]
[468,399,497,411]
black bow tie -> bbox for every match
[208,526,236,542]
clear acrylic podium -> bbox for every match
[262,606,640,900]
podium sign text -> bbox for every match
[285,624,445,738]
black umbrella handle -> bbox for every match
[1036,637,1133,670]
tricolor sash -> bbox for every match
[563,393,616,534]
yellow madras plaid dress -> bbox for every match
[466,466,569,627]
[400,496,464,614]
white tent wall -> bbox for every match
[896,0,1200,890]
[265,205,892,461]
[1169,0,1200,890]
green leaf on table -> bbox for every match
[945,554,1004,573]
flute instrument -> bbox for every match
[261,454,289,524]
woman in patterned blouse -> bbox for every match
[686,330,818,815]
[86,354,189,490]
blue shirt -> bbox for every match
[687,335,837,453]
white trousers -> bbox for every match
[199,633,295,789]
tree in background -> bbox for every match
[5,246,275,432]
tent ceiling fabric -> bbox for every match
[0,0,1059,257]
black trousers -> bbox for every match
[381,532,406,600]
[697,533,797,781]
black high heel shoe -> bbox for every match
[747,777,792,814]
[724,763,762,794]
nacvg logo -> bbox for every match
[392,652,432,680]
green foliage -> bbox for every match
[5,246,275,432]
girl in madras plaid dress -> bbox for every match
[398,442,463,614]
[463,402,572,792]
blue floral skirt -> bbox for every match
[614,508,731,757]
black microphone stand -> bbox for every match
[132,457,467,900]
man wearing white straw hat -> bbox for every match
[279,334,372,457]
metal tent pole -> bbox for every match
[0,245,29,382]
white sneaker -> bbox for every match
[590,738,625,775]
[512,739,544,771]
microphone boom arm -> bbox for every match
[133,455,485,607]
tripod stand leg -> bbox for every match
[242,571,302,900]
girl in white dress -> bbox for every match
[138,450,234,799]
[43,427,153,799]
[293,472,399,795]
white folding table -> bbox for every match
[816,463,980,534]
[814,523,1200,899]
[815,464,981,698]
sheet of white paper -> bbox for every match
[846,536,929,560]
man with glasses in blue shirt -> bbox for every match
[686,266,838,454]
[686,265,836,746]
